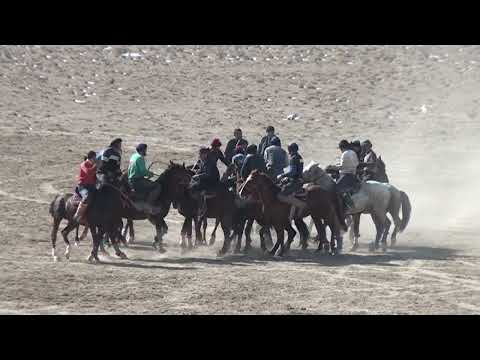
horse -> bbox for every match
[317,162,411,252]
[49,192,90,262]
[85,184,129,263]
[239,170,347,256]
[117,161,192,252]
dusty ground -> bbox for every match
[0,45,479,314]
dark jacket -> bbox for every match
[224,138,248,164]
[98,147,122,174]
[196,156,220,183]
[282,152,304,180]
[258,135,275,156]
[241,153,267,180]
[209,148,230,167]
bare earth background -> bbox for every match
[0,45,479,314]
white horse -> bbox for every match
[302,161,411,251]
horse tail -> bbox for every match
[49,194,66,219]
[332,192,348,232]
[399,191,411,232]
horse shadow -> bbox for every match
[130,243,465,268]
[95,259,198,271]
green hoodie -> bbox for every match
[128,152,153,182]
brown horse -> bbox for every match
[239,170,347,256]
[49,192,90,261]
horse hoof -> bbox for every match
[368,243,376,252]
[233,247,241,254]
[350,244,359,252]
[87,254,100,263]
[268,250,276,256]
[117,252,128,260]
[53,256,58,263]
[74,242,80,247]
[157,246,167,254]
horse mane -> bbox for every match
[156,161,185,185]
[251,169,281,194]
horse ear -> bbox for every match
[182,162,185,168]
[378,156,381,160]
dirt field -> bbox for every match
[0,45,479,314]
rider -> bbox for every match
[209,138,230,167]
[264,136,288,180]
[224,128,249,164]
[351,139,363,162]
[330,140,359,210]
[276,142,307,221]
[73,151,98,224]
[190,146,221,218]
[360,139,378,180]
[97,138,123,186]
[240,144,267,181]
[127,143,163,215]
[258,125,277,157]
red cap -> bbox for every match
[211,138,222,147]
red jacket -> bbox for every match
[78,160,97,185]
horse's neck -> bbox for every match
[258,181,278,207]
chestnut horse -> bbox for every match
[239,170,347,256]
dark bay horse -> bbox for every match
[239,171,347,256]
[116,161,192,252]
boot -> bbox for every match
[73,202,88,224]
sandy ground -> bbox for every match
[0,45,479,314]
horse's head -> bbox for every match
[239,170,275,200]
[303,161,326,183]
[158,161,192,196]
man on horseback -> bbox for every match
[351,139,363,162]
[209,138,230,167]
[359,139,378,181]
[225,128,249,164]
[97,138,123,186]
[127,143,163,215]
[73,151,98,224]
[264,136,288,180]
[276,142,307,221]
[240,144,267,181]
[330,140,359,210]
[190,146,221,218]
[258,125,277,157]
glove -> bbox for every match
[276,174,284,181]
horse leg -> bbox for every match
[51,217,61,262]
[194,216,203,245]
[202,217,208,245]
[235,219,246,253]
[111,229,128,259]
[284,223,296,253]
[87,225,101,263]
[217,217,233,256]
[313,218,328,254]
[210,218,220,246]
[275,226,287,257]
[61,221,78,260]
[369,213,386,252]
[382,217,392,246]
[244,218,254,250]
[351,213,361,251]
[79,225,88,242]
[180,218,188,249]
[307,216,315,239]
[294,218,309,249]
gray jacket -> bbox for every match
[264,145,288,178]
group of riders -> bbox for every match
[72,125,380,226]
